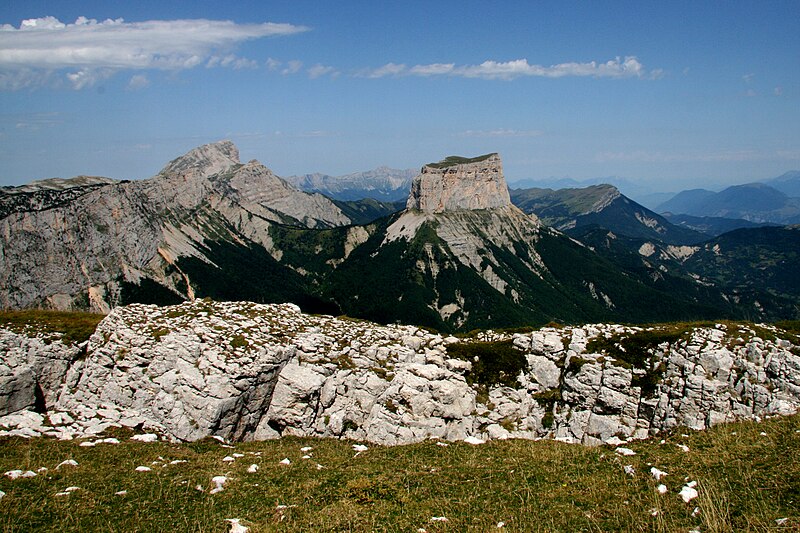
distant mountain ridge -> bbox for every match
[510,184,708,244]
[767,170,800,197]
[285,166,416,202]
[656,182,800,224]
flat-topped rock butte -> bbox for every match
[406,153,511,213]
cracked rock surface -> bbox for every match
[1,300,799,445]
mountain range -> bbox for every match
[284,167,416,202]
[1,141,798,330]
[655,182,800,224]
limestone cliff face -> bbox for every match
[1,300,798,445]
[406,153,511,213]
[0,141,349,311]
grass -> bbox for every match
[0,310,105,344]
[1,415,797,531]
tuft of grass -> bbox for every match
[0,415,797,531]
[230,334,248,349]
[0,309,104,344]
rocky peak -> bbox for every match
[406,153,511,213]
[158,140,240,180]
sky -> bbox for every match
[1,1,798,193]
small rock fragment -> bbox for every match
[650,467,667,481]
[679,485,698,503]
[225,518,249,533]
[210,475,228,494]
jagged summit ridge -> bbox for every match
[407,152,511,213]
[158,140,240,180]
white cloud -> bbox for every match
[459,129,543,138]
[742,73,755,84]
[307,64,338,79]
[0,16,308,89]
[127,74,150,90]
[409,63,455,76]
[66,68,114,89]
[282,60,303,75]
[361,62,407,78]
[363,56,649,80]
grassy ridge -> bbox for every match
[1,415,797,531]
[0,310,104,344]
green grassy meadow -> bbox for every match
[1,414,798,532]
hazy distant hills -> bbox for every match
[285,167,416,202]
[767,170,800,197]
[655,178,800,225]
[662,213,779,237]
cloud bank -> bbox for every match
[361,56,647,80]
[0,16,308,89]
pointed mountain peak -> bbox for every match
[407,152,511,213]
[159,140,240,179]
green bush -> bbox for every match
[447,339,527,388]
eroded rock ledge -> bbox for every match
[1,300,799,445]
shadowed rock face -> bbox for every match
[407,153,511,213]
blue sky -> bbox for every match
[1,1,798,193]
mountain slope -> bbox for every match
[324,156,730,331]
[0,141,349,312]
[510,184,707,244]
[331,198,404,225]
[662,212,780,236]
[681,226,800,317]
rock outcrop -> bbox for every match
[2,300,798,445]
[407,153,511,213]
[0,141,349,312]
